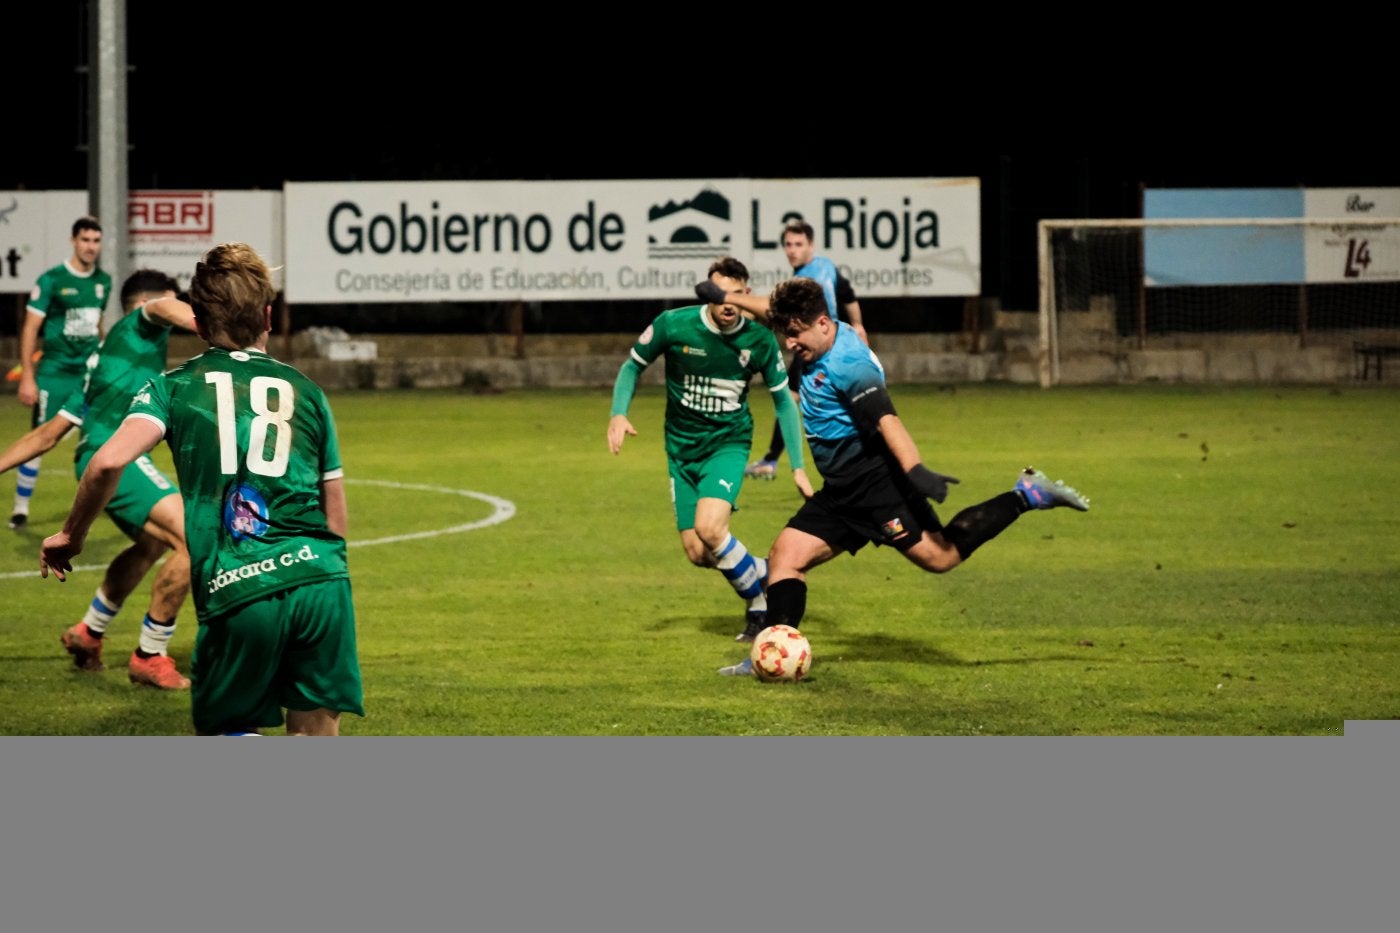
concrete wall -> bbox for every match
[6,318,1394,392]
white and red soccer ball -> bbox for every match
[749,624,812,682]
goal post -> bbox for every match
[1037,217,1400,386]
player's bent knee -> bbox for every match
[906,540,963,574]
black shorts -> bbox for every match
[787,471,943,555]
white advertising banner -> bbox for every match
[1303,188,1400,283]
[0,190,89,294]
[0,190,283,295]
[128,190,284,291]
[283,178,981,304]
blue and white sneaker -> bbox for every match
[1015,467,1090,512]
[718,657,754,676]
[744,459,777,480]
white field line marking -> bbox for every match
[0,479,516,579]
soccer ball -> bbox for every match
[749,624,812,682]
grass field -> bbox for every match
[1,382,1397,735]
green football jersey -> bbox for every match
[628,304,788,461]
[26,260,112,377]
[126,346,348,619]
[65,305,177,460]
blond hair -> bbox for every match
[189,242,276,348]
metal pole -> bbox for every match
[88,0,128,332]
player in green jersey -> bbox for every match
[0,269,195,689]
[608,257,814,643]
[11,216,112,530]
[40,242,363,736]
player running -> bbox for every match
[609,257,813,643]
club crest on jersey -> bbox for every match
[813,369,827,388]
[737,349,751,368]
[224,484,269,540]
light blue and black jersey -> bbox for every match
[799,322,893,487]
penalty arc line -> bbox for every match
[0,478,516,579]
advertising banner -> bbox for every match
[283,177,980,304]
[1142,187,1400,285]
[0,190,283,296]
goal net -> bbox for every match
[1037,217,1400,386]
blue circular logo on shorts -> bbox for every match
[223,484,269,540]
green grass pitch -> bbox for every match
[1,383,1397,734]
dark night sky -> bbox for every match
[8,4,1393,310]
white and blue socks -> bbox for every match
[712,534,767,606]
[136,615,177,658]
[81,588,121,638]
[11,457,40,520]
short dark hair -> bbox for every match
[121,268,180,310]
[72,215,102,237]
[767,277,828,331]
[707,256,749,283]
[781,218,815,242]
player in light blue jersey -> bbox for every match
[696,218,868,480]
[715,277,1090,676]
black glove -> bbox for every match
[695,280,728,306]
[906,464,960,504]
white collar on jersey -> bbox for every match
[698,304,744,336]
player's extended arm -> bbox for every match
[877,413,959,504]
[770,385,813,497]
[40,416,163,582]
[16,311,43,406]
[0,415,75,474]
[695,281,772,323]
[141,296,198,332]
[608,357,645,454]
[322,476,348,538]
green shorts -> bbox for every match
[35,373,85,427]
[191,577,364,735]
[668,444,749,531]
[76,450,179,540]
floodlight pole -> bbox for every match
[88,0,129,333]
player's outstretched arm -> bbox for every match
[877,412,959,504]
[0,415,74,474]
[695,281,772,323]
[41,417,162,582]
[142,295,198,332]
